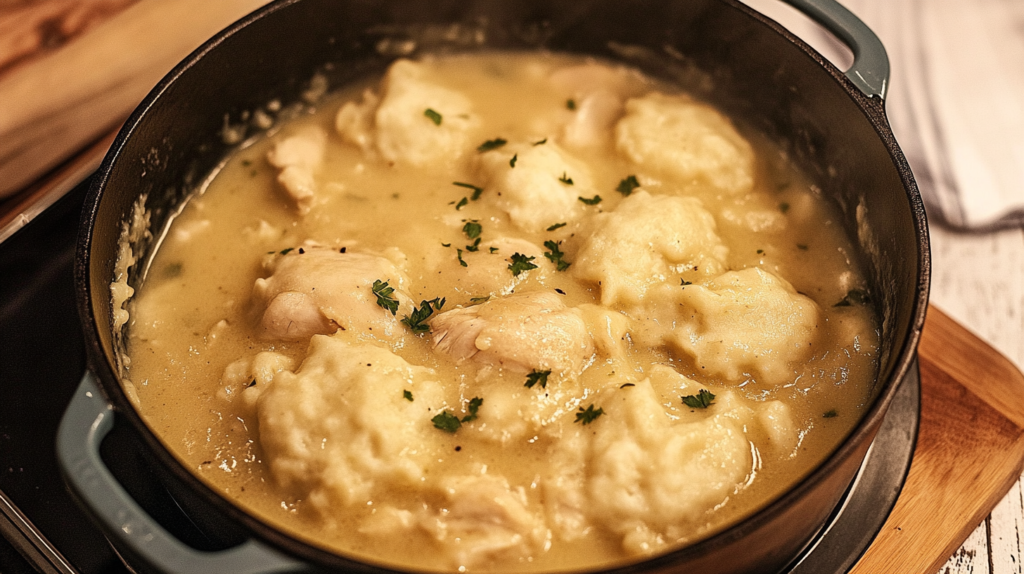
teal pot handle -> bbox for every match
[57,372,307,574]
[780,0,890,99]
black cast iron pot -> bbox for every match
[57,0,930,572]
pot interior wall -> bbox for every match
[79,0,926,572]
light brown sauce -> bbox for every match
[123,52,878,572]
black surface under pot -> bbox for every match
[58,0,930,573]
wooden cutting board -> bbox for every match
[850,306,1024,574]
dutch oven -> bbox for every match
[57,0,930,572]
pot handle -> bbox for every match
[779,0,889,100]
[57,372,309,574]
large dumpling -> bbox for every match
[615,92,755,195]
[573,190,729,306]
[336,59,478,166]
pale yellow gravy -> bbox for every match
[122,52,878,572]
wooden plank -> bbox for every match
[850,306,1024,574]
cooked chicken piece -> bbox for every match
[476,141,595,232]
[266,126,326,214]
[431,292,594,375]
[253,246,412,341]
[336,59,478,166]
[561,89,624,148]
[436,237,548,298]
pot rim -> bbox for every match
[74,0,931,571]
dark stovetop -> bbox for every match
[0,178,128,574]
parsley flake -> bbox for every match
[403,390,414,402]
[469,296,491,305]
[432,411,461,433]
[559,172,574,185]
[457,249,468,267]
[402,298,444,333]
[488,246,499,254]
[681,389,716,409]
[546,222,567,231]
[463,221,482,239]
[578,195,602,205]
[424,108,442,125]
[453,181,484,200]
[462,397,483,423]
[524,369,551,389]
[616,175,640,196]
[455,197,469,210]
[279,247,294,255]
[680,279,692,286]
[510,154,518,168]
[477,138,507,152]
[779,202,791,214]
[823,409,838,418]
[533,138,547,146]
[508,252,538,276]
[566,99,577,110]
[575,404,604,425]
[834,289,870,307]
[620,383,635,389]
[372,280,399,316]
[465,237,482,252]
[543,240,571,271]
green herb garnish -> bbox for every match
[432,411,461,433]
[616,175,640,196]
[524,369,551,389]
[533,138,547,146]
[779,202,791,214]
[575,404,604,425]
[403,390,414,402]
[510,154,518,168]
[566,99,577,110]
[477,138,507,152]
[620,383,635,389]
[543,240,571,271]
[463,221,482,239]
[424,108,442,125]
[680,279,692,286]
[453,181,484,200]
[488,247,499,254]
[559,172,574,185]
[455,197,469,210]
[823,409,838,418]
[508,252,538,276]
[546,222,567,231]
[797,244,809,250]
[279,247,294,255]
[578,195,602,205]
[372,280,399,316]
[469,296,491,305]
[465,237,482,252]
[461,397,483,423]
[681,389,716,409]
[402,297,445,333]
[457,249,468,267]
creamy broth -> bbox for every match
[123,52,878,572]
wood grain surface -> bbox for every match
[851,306,1024,574]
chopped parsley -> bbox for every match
[403,390,414,402]
[510,154,518,168]
[457,249,468,267]
[279,247,294,255]
[402,297,445,333]
[566,99,577,110]
[432,411,461,433]
[372,280,399,316]
[620,383,635,389]
[462,397,483,423]
[488,246,499,254]
[524,369,551,389]
[681,389,716,409]
[455,197,469,210]
[462,221,482,239]
[757,249,764,255]
[453,181,484,200]
[441,242,451,247]
[823,409,838,418]
[616,175,640,196]
[578,195,602,205]
[543,240,571,271]
[424,108,442,125]
[508,252,538,276]
[559,172,574,185]
[465,237,482,252]
[546,222,567,231]
[779,202,791,214]
[533,138,547,146]
[477,138,507,152]
[469,296,491,305]
[680,279,692,286]
[834,289,870,307]
[575,404,604,425]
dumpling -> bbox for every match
[431,291,594,375]
[476,141,595,232]
[664,267,820,386]
[257,337,447,511]
[573,190,729,306]
[615,92,755,195]
[253,246,412,342]
[336,59,478,166]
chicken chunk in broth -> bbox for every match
[122,52,879,572]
